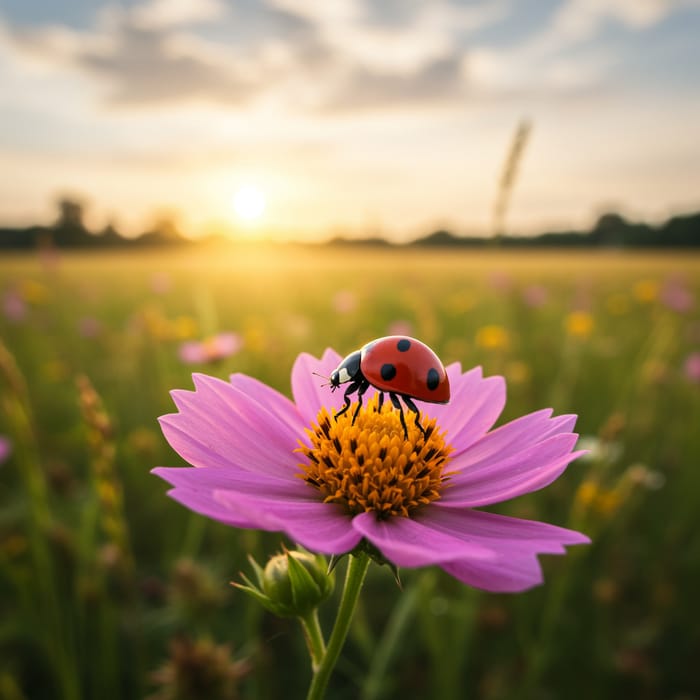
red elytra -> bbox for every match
[327,335,451,438]
[360,336,450,403]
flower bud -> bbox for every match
[234,549,334,618]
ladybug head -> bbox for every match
[329,350,363,390]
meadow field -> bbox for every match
[1,245,699,700]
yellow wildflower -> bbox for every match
[447,291,477,314]
[575,480,599,509]
[19,279,49,305]
[475,324,510,350]
[633,279,659,304]
[595,489,622,516]
[172,315,198,340]
[565,311,594,338]
[505,360,531,384]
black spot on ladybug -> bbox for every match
[426,368,440,391]
[396,338,411,352]
[381,363,397,381]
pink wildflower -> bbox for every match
[153,349,588,592]
[178,333,243,365]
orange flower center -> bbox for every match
[297,395,453,518]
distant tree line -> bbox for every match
[1,197,699,250]
[0,198,188,251]
[410,211,700,248]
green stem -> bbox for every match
[300,609,326,671]
[306,552,371,700]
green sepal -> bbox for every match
[327,553,347,574]
[286,549,323,610]
[233,548,335,619]
[246,553,266,589]
[351,538,402,588]
[231,580,282,616]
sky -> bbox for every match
[1,0,699,242]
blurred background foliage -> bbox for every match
[1,246,699,699]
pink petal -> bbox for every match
[191,373,302,448]
[427,365,506,452]
[441,555,546,592]
[291,348,345,424]
[412,508,588,592]
[152,466,313,500]
[158,485,260,529]
[160,374,302,478]
[154,465,361,553]
[441,433,585,507]
[417,507,590,554]
[451,409,576,467]
[214,490,362,554]
[159,417,297,476]
[229,372,304,436]
[351,511,497,568]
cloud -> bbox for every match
[323,52,468,111]
[468,0,700,96]
[527,0,700,59]
[2,20,86,67]
[0,0,502,111]
[551,0,688,41]
[262,0,504,110]
[3,0,696,112]
[269,0,505,73]
[77,21,257,106]
[130,0,227,29]
[2,6,267,107]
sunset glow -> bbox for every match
[233,186,266,223]
[1,1,699,241]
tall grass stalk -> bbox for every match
[75,373,146,698]
[492,119,532,242]
[0,339,80,700]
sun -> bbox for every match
[233,185,266,222]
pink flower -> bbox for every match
[488,271,512,293]
[387,320,414,337]
[178,333,243,365]
[661,276,694,313]
[150,272,172,295]
[332,290,357,314]
[522,284,548,308]
[153,350,589,592]
[78,316,102,338]
[3,290,27,322]
[684,352,700,384]
[0,436,11,465]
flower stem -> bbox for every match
[300,609,326,671]
[306,552,371,700]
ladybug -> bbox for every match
[328,336,450,438]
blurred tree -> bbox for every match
[52,197,91,246]
[139,214,186,246]
[98,221,124,246]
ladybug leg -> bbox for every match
[351,379,371,424]
[377,391,385,413]
[335,380,361,420]
[389,392,409,440]
[402,395,427,438]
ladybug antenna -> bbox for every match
[312,371,332,388]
